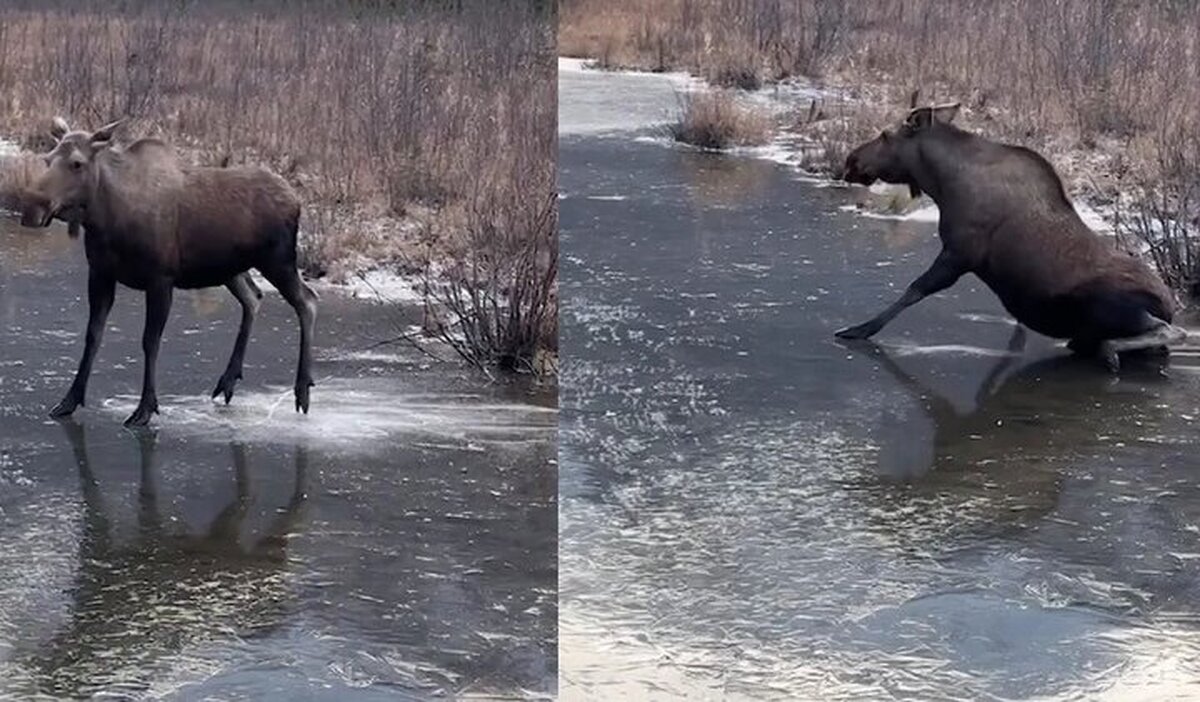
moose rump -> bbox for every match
[20,117,317,426]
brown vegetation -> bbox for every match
[0,152,42,212]
[0,0,556,375]
[561,0,1200,298]
[669,91,772,150]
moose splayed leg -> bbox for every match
[838,99,1182,370]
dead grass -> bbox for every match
[0,0,556,375]
[0,152,43,212]
[788,97,887,178]
[670,91,772,150]
[560,0,851,80]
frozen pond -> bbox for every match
[559,61,1200,700]
[0,217,557,699]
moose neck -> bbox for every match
[898,127,967,207]
[83,150,133,232]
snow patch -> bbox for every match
[838,198,1114,230]
[1073,200,1114,232]
[323,270,425,304]
[838,202,941,223]
[557,57,593,73]
[0,137,21,157]
[884,342,1023,358]
[558,56,697,86]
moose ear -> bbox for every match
[90,119,124,148]
[931,102,960,124]
[905,107,932,129]
[905,102,960,129]
[50,116,70,142]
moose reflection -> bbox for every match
[26,422,308,698]
[844,328,1172,530]
[852,328,1172,473]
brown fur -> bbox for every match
[838,106,1175,359]
[21,119,316,425]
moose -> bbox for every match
[20,117,317,426]
[836,101,1186,371]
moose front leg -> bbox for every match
[51,269,116,418]
[835,248,967,340]
[212,274,262,404]
[125,281,174,427]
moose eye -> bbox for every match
[69,160,83,171]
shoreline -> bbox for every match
[0,135,428,306]
[560,55,1122,234]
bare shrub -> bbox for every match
[418,192,558,375]
[670,91,773,150]
[1113,125,1200,296]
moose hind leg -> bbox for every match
[1099,318,1187,372]
[258,264,317,413]
[212,274,263,404]
[1074,288,1182,372]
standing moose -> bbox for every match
[837,101,1185,370]
[21,117,317,425]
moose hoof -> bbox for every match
[124,401,159,427]
[49,394,81,418]
[294,381,312,414]
[212,373,241,405]
[1099,343,1121,373]
[835,323,879,340]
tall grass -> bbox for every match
[0,0,556,375]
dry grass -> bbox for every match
[670,91,772,149]
[0,0,556,375]
[562,0,1200,299]
[560,0,851,80]
[789,97,887,178]
[0,152,43,211]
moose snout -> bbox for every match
[842,155,873,185]
[19,193,54,228]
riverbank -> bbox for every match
[560,0,1200,298]
[0,1,557,376]
[559,57,1115,236]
